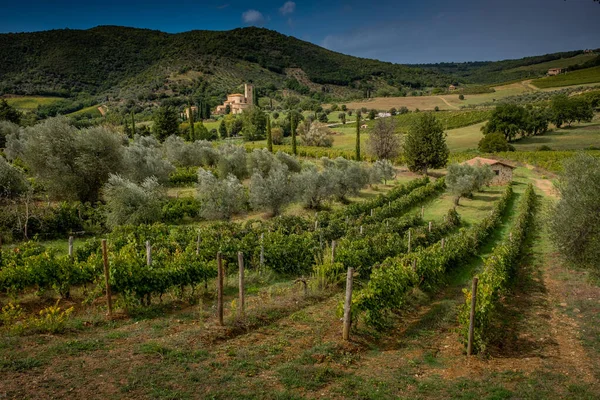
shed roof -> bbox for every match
[462,157,515,169]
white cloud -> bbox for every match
[279,1,296,15]
[242,9,265,25]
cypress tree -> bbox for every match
[266,115,273,153]
[131,111,136,136]
[189,105,195,141]
[291,112,297,156]
[355,111,361,161]
[219,119,227,139]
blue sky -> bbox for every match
[0,0,598,64]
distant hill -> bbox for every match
[414,50,600,85]
[0,26,451,103]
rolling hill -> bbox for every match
[0,26,451,102]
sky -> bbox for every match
[0,0,599,64]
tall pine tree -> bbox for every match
[188,104,196,141]
[131,111,136,136]
[404,113,449,175]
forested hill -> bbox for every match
[0,26,450,98]
[413,49,600,85]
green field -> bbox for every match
[68,105,102,117]
[507,53,598,73]
[531,66,600,89]
[3,96,64,110]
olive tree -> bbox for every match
[293,163,335,209]
[217,144,248,179]
[371,159,396,184]
[299,121,333,147]
[549,153,600,274]
[247,148,276,176]
[163,136,217,167]
[0,121,20,149]
[322,157,369,201]
[276,151,302,173]
[0,157,29,200]
[197,168,247,220]
[124,135,174,184]
[249,161,295,215]
[103,175,166,228]
[14,118,125,203]
[446,163,494,206]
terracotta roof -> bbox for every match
[462,157,515,169]
[228,93,244,97]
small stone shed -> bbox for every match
[462,157,515,185]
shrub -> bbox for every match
[217,144,248,179]
[478,132,512,153]
[549,153,600,274]
[371,159,396,184]
[103,175,166,228]
[163,136,217,167]
[0,157,29,199]
[299,121,333,147]
[276,151,302,173]
[124,135,174,184]
[197,168,246,220]
[249,161,295,215]
[247,148,276,176]
[293,163,336,209]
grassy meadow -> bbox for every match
[3,96,64,111]
[532,66,600,88]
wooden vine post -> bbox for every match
[408,229,412,253]
[467,277,479,356]
[101,239,113,319]
[196,233,201,255]
[421,206,425,218]
[360,226,363,235]
[146,241,152,266]
[441,238,445,250]
[217,252,224,326]
[68,236,74,258]
[428,221,432,233]
[342,267,354,341]
[238,252,245,318]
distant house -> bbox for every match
[462,157,515,185]
[449,84,457,91]
[215,83,254,115]
[361,124,368,129]
[547,68,563,76]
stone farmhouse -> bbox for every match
[547,68,563,76]
[462,157,515,185]
[215,84,254,115]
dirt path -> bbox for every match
[437,96,460,110]
[533,178,558,198]
[522,79,541,91]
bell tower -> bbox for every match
[244,83,254,105]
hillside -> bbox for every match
[415,50,600,85]
[0,26,450,102]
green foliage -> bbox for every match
[124,135,174,184]
[478,132,513,153]
[459,184,536,353]
[153,106,179,141]
[266,116,273,152]
[354,184,514,329]
[0,120,20,149]
[482,104,528,142]
[532,66,600,88]
[0,157,28,199]
[549,154,600,274]
[404,113,449,174]
[249,161,295,215]
[13,118,125,203]
[163,136,217,168]
[322,157,369,201]
[241,107,267,142]
[216,144,248,179]
[293,163,336,209]
[550,94,594,128]
[371,159,396,184]
[103,175,166,228]
[0,99,22,124]
[355,111,361,161]
[446,163,495,205]
[197,168,247,220]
